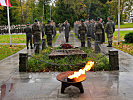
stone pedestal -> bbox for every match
[35,42,40,54]
[95,41,100,53]
[109,50,119,70]
[87,37,91,47]
[19,53,28,72]
[42,38,46,50]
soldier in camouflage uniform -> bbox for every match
[95,17,104,43]
[32,18,41,47]
[45,20,53,47]
[105,16,115,47]
[89,19,95,40]
[100,18,105,43]
[63,20,70,43]
[24,22,33,49]
[78,19,87,47]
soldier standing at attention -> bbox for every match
[45,20,53,47]
[95,17,104,44]
[105,16,115,47]
[32,18,41,47]
[78,19,87,47]
[100,18,105,43]
[63,20,70,43]
[24,22,33,49]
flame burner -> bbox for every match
[56,71,86,93]
[67,77,76,82]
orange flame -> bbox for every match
[68,61,94,79]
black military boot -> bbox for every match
[81,42,85,47]
[110,42,112,47]
[107,42,110,47]
[66,38,68,43]
[107,42,112,47]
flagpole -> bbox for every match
[118,0,120,45]
[7,0,12,47]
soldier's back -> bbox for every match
[24,26,32,37]
[45,24,53,35]
[95,21,103,34]
[32,22,40,33]
[105,20,114,34]
[79,23,87,33]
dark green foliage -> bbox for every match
[0,7,7,25]
[52,0,76,25]
[124,32,133,43]
[27,47,110,72]
[89,2,109,22]
[98,0,112,4]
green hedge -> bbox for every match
[124,32,133,43]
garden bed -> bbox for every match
[27,47,110,72]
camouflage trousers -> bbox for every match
[33,33,41,43]
[47,34,52,47]
[95,34,102,43]
[107,33,113,42]
[26,36,33,49]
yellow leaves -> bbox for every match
[113,42,133,55]
[82,4,86,8]
[0,6,4,10]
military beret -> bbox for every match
[81,19,85,22]
[97,17,100,20]
[47,19,51,23]
[27,22,30,24]
[35,18,38,22]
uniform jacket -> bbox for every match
[64,23,70,38]
[24,26,32,37]
[105,20,115,34]
[45,24,53,35]
[95,21,104,35]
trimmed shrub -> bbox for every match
[124,32,133,43]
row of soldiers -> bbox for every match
[0,25,26,34]
[74,16,115,47]
[24,19,57,49]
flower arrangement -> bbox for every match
[60,43,73,49]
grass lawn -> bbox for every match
[0,33,59,44]
[115,23,133,29]
[0,34,26,43]
[113,42,133,56]
[105,30,133,41]
[52,33,59,43]
[0,45,26,61]
[105,31,133,55]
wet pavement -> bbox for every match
[0,32,133,100]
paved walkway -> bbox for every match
[115,28,133,31]
[0,32,133,100]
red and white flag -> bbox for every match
[0,0,11,7]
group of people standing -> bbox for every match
[24,19,57,49]
[24,16,115,49]
[74,16,115,47]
